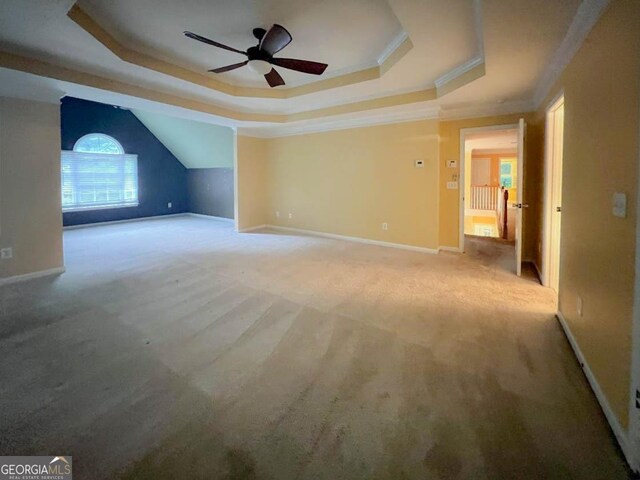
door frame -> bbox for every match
[459,123,518,253]
[541,91,565,288]
[629,87,640,472]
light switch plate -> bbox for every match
[415,159,424,168]
[577,296,583,317]
[447,160,457,168]
[613,192,627,218]
[446,181,458,190]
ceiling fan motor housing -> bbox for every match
[184,24,327,87]
[247,46,270,61]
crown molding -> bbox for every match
[434,56,483,90]
[238,106,441,138]
[378,31,409,64]
[433,0,485,98]
[238,97,535,138]
[533,0,611,108]
[439,99,534,121]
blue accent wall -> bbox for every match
[61,97,188,226]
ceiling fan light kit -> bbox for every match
[184,24,328,88]
[248,59,272,75]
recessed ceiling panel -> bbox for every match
[79,0,405,87]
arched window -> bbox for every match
[73,133,125,154]
[61,133,138,212]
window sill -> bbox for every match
[62,203,139,213]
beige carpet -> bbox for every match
[0,216,630,479]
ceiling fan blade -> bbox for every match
[209,61,248,73]
[184,31,247,55]
[264,68,285,88]
[270,57,328,75]
[259,24,292,56]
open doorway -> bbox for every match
[459,122,525,275]
[542,94,565,293]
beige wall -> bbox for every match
[263,120,440,250]
[236,135,268,231]
[0,96,63,280]
[535,0,640,428]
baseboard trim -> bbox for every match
[439,246,462,253]
[63,213,188,230]
[556,311,634,469]
[238,224,267,233]
[266,225,439,254]
[186,213,234,223]
[0,267,66,286]
[64,213,236,230]
[532,261,543,284]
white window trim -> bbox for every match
[62,202,139,213]
[61,134,139,212]
[73,133,125,154]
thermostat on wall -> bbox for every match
[415,159,425,168]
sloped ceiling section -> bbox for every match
[132,109,235,168]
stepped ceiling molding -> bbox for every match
[0,0,604,135]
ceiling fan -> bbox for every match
[184,24,328,88]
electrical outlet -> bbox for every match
[613,192,627,218]
[288,213,292,219]
[382,223,388,231]
[276,211,280,218]
[577,296,583,317]
[168,202,172,208]
[0,247,13,260]
[446,181,458,190]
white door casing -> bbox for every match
[458,123,519,253]
[515,118,526,276]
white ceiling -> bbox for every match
[80,0,405,88]
[0,0,587,133]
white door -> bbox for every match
[515,118,526,276]
[549,102,564,291]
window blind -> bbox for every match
[61,151,138,212]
